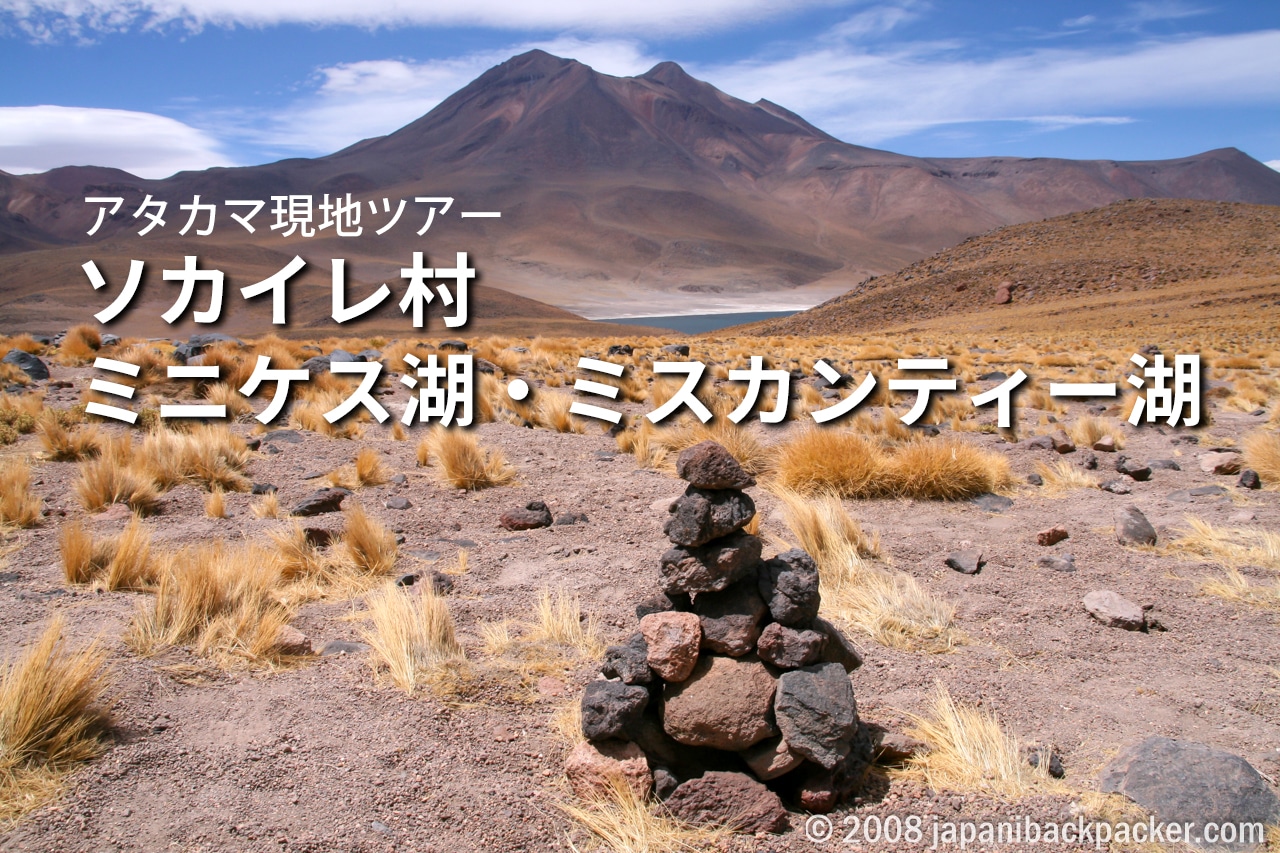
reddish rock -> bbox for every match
[1083,590,1146,631]
[741,735,805,781]
[1036,526,1069,547]
[272,624,312,656]
[499,500,553,530]
[1050,431,1076,454]
[994,282,1013,304]
[639,611,701,682]
[1200,451,1242,475]
[756,622,825,669]
[674,441,756,490]
[564,740,652,800]
[663,655,778,751]
[664,771,789,834]
[1093,435,1117,452]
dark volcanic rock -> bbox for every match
[811,616,864,672]
[774,662,859,770]
[3,349,49,381]
[660,531,761,595]
[290,488,351,517]
[674,440,755,489]
[601,633,652,685]
[1115,505,1158,545]
[499,500,553,530]
[664,771,789,834]
[663,486,755,548]
[757,548,820,626]
[756,622,826,669]
[945,549,985,575]
[692,578,767,657]
[1100,737,1280,851]
[580,681,649,743]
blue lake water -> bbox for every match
[597,310,797,335]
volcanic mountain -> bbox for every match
[2,50,1279,336]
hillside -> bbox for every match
[737,198,1280,342]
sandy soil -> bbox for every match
[1,359,1277,853]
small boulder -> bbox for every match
[663,655,778,751]
[757,549,820,625]
[674,441,755,489]
[1201,452,1243,475]
[639,611,701,682]
[1101,479,1132,495]
[774,662,859,770]
[969,493,1013,513]
[1116,456,1153,481]
[660,531,761,596]
[741,735,805,781]
[1115,505,1157,545]
[1036,526,1069,546]
[692,578,767,657]
[1083,590,1146,631]
[946,549,985,575]
[564,740,652,801]
[1093,435,1117,452]
[500,501,553,530]
[1038,554,1077,573]
[2,350,49,381]
[1099,737,1280,852]
[1050,431,1076,454]
[601,633,653,685]
[581,681,649,742]
[663,487,755,548]
[660,343,691,357]
[291,488,351,517]
[811,617,864,672]
[664,771,789,834]
[272,624,313,656]
[1238,469,1261,490]
[385,496,412,510]
[756,622,826,669]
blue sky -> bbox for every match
[1,0,1279,178]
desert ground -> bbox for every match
[0,314,1277,853]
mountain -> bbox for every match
[2,50,1279,336]
[735,197,1280,340]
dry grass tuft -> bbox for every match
[427,428,516,490]
[1035,459,1100,493]
[0,459,43,528]
[360,584,466,695]
[775,490,959,653]
[102,515,155,590]
[74,448,161,515]
[38,418,102,462]
[1243,430,1280,486]
[559,776,732,852]
[140,425,250,492]
[1165,517,1280,610]
[882,439,1015,500]
[1069,414,1125,450]
[341,503,398,576]
[251,491,281,519]
[55,324,101,365]
[126,542,291,667]
[326,448,391,490]
[0,615,112,827]
[204,489,227,519]
[528,588,605,659]
[774,429,883,497]
[59,520,113,585]
[902,683,1039,799]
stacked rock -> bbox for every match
[565,440,871,834]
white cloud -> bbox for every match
[688,29,1280,143]
[1267,160,1280,171]
[0,105,234,177]
[230,37,660,155]
[2,0,849,38]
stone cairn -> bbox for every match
[565,440,871,834]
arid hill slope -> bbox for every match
[737,198,1280,341]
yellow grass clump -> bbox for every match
[882,439,1015,500]
[73,446,162,515]
[204,488,227,519]
[251,490,282,519]
[360,583,466,695]
[0,615,112,827]
[140,425,250,492]
[342,503,398,576]
[426,428,516,490]
[559,776,732,852]
[325,447,391,490]
[126,542,294,667]
[1068,414,1125,450]
[38,417,102,462]
[1165,517,1280,610]
[1243,430,1280,486]
[1035,459,1099,493]
[0,459,43,528]
[774,429,883,497]
[55,324,101,365]
[903,683,1041,799]
[528,588,605,659]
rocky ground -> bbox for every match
[0,349,1278,853]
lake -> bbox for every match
[596,310,797,335]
